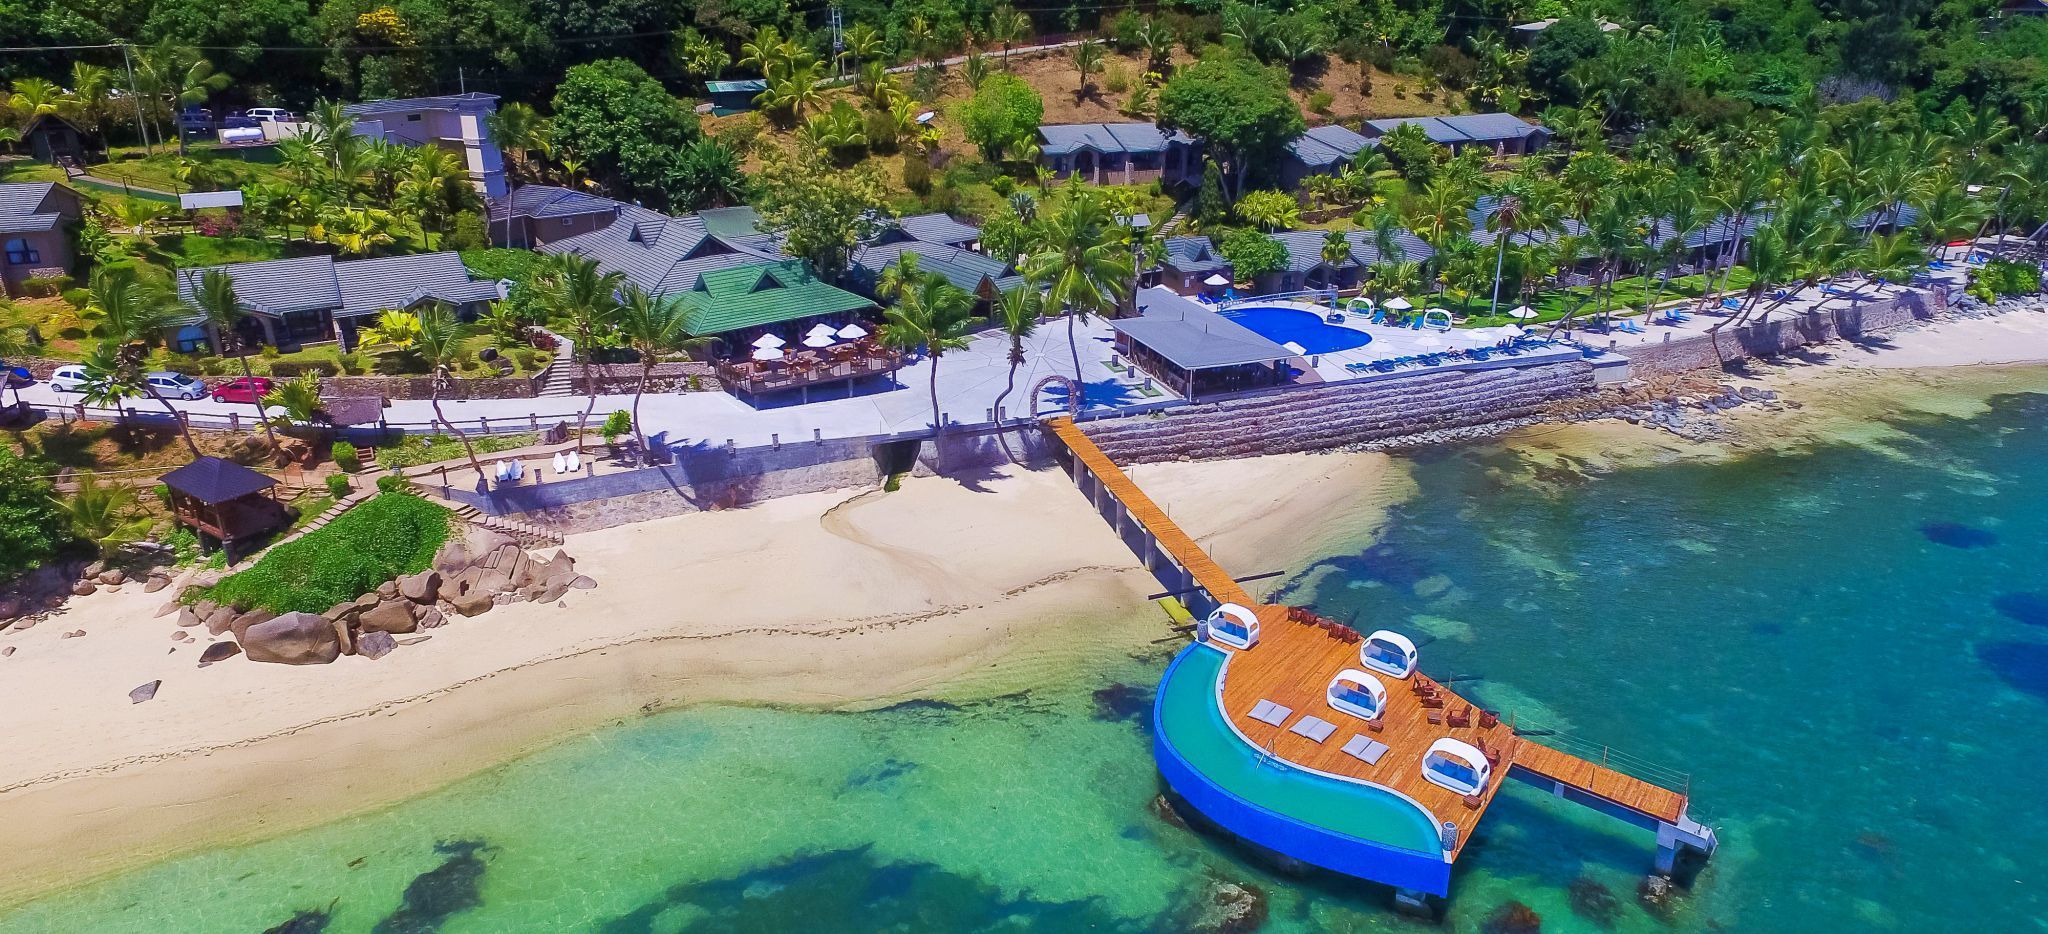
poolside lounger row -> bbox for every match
[1249,699,1292,726]
[1289,716,1338,743]
[1341,735,1390,765]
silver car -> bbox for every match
[146,371,208,400]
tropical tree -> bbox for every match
[1135,17,1177,75]
[56,473,145,559]
[1320,230,1352,274]
[1482,177,1530,315]
[66,64,115,137]
[988,273,1043,462]
[312,205,397,256]
[487,102,551,185]
[989,5,1031,67]
[1916,174,1986,261]
[1026,192,1135,411]
[80,268,199,456]
[613,285,707,461]
[537,255,627,450]
[879,269,979,435]
[1072,40,1105,95]
[672,138,750,210]
[141,44,231,156]
[191,270,279,449]
[8,78,73,122]
[842,23,885,68]
[1234,189,1300,231]
[259,373,325,427]
[359,306,488,483]
[396,146,476,248]
[904,16,936,68]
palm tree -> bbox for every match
[1917,173,1987,262]
[397,146,474,248]
[1857,232,1927,293]
[1135,17,1176,75]
[1715,224,1794,331]
[81,267,199,456]
[1483,177,1530,316]
[539,255,627,451]
[8,78,73,121]
[843,23,885,68]
[879,270,979,435]
[1320,231,1352,283]
[361,306,488,484]
[1072,40,1105,95]
[486,102,550,186]
[905,16,936,69]
[988,275,1043,461]
[614,285,707,462]
[142,44,230,156]
[1026,193,1134,413]
[191,270,278,450]
[989,5,1030,68]
[57,473,143,559]
[67,64,115,138]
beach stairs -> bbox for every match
[536,333,578,398]
[446,503,565,549]
[273,488,376,547]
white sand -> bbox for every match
[0,451,1400,904]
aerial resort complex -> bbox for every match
[8,0,2048,926]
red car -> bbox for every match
[209,376,274,404]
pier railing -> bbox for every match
[1507,710,1694,795]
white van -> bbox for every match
[246,107,296,124]
[48,364,88,392]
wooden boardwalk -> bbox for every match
[1048,417,1692,858]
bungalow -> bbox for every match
[705,79,769,113]
[1160,236,1232,293]
[1110,287,1292,401]
[17,113,99,166]
[1254,228,1437,293]
[171,252,507,352]
[875,212,982,250]
[345,92,508,198]
[0,182,81,296]
[1282,124,1377,188]
[1037,123,1200,186]
[1362,113,1551,156]
[847,241,1026,307]
[488,184,629,248]
[538,203,791,297]
[671,259,874,341]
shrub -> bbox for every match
[332,440,361,473]
[200,493,450,614]
[325,473,352,498]
[259,345,281,359]
[376,474,410,494]
[1308,90,1335,114]
[601,409,632,443]
[60,287,90,309]
[903,156,932,194]
[20,275,70,298]
[442,211,488,251]
[1980,259,2041,296]
[1104,65,1131,96]
[0,448,73,579]
[269,360,340,378]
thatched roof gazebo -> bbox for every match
[159,457,291,559]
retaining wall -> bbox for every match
[1076,360,1595,464]
[1614,290,1941,378]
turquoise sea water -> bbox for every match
[6,378,2048,932]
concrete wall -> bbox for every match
[1076,359,1594,463]
[1614,290,1941,379]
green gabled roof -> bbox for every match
[677,259,875,336]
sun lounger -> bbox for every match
[1721,297,1742,310]
[1341,735,1390,765]
[552,452,567,474]
[1448,706,1472,728]
[1289,716,1338,743]
[1249,700,1292,726]
[567,450,582,473]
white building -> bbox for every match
[344,92,508,198]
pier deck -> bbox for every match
[1047,417,1704,871]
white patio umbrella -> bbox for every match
[1413,332,1445,348]
[803,332,836,348]
[1203,273,1230,286]
[751,333,785,349]
[1384,296,1414,310]
[1281,341,1309,356]
[1499,324,1526,337]
[1508,305,1538,320]
[751,346,784,361]
[836,323,869,340]
[806,322,838,339]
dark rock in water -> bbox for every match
[372,839,492,934]
[866,698,961,716]
[1976,641,2048,700]
[1170,877,1269,934]
[128,680,161,704]
[1638,875,1678,921]
[1920,522,1998,549]
[264,901,336,933]
[843,757,914,789]
[1993,592,2048,628]
[1483,900,1542,934]
[1749,621,1784,637]
[1149,794,1190,831]
[1568,877,1621,928]
[1854,831,1894,860]
[1091,682,1152,724]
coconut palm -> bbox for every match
[364,305,487,483]
[8,78,73,121]
[988,276,1043,456]
[1412,176,1475,248]
[989,5,1030,67]
[396,145,475,248]
[1917,173,1987,262]
[1482,177,1530,316]
[879,269,979,435]
[842,23,885,68]
[905,16,936,68]
[538,255,627,451]
[56,473,144,559]
[67,64,115,137]
[1715,224,1794,331]
[142,44,230,156]
[1025,193,1134,414]
[613,285,708,461]
[1072,39,1104,95]
[191,269,278,449]
[486,102,551,185]
[80,267,199,456]
[1135,17,1176,75]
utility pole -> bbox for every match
[458,66,466,94]
[119,42,152,154]
[829,3,845,79]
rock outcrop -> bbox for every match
[240,612,343,665]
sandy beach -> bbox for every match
[5,303,2048,907]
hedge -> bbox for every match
[200,493,451,614]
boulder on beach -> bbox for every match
[398,571,440,604]
[240,612,343,665]
[71,580,95,597]
[198,641,242,665]
[228,608,278,641]
[144,573,170,593]
[417,607,446,630]
[448,589,494,617]
[357,630,398,660]
[129,680,161,704]
[359,599,419,634]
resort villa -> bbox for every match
[1037,123,1202,186]
[169,252,508,352]
[1110,287,1293,400]
[1281,124,1379,188]
[344,93,510,198]
[488,185,633,249]
[0,181,81,297]
[1362,114,1552,156]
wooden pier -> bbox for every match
[1046,417,1716,889]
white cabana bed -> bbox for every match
[1360,630,1418,679]
[1326,668,1389,722]
[1201,603,1261,650]
[1421,737,1492,795]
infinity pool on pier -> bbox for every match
[1221,306,1375,355]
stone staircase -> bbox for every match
[447,503,565,548]
[1079,361,1594,464]
[1154,211,1191,239]
[537,332,578,398]
[274,488,376,546]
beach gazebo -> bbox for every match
[1327,669,1389,721]
[1360,630,1419,679]
[1200,603,1261,650]
[1421,738,1492,795]
[159,456,291,559]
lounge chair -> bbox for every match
[1463,794,1484,810]
[1479,710,1500,730]
[1248,699,1292,726]
[1289,716,1338,743]
[1341,735,1390,765]
[566,450,582,473]
[1427,707,1446,725]
[552,452,567,474]
[1721,297,1743,310]
[1448,706,1472,728]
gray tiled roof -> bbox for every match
[0,212,61,234]
[540,206,790,295]
[490,185,627,223]
[0,182,60,217]
[1038,123,1174,156]
[176,255,342,317]
[1113,287,1292,370]
[1466,195,1585,247]
[1439,113,1544,142]
[849,241,1021,295]
[893,212,981,246]
[173,252,504,322]
[344,92,499,117]
[1287,125,1376,168]
[1163,236,1229,274]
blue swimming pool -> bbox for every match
[1220,306,1374,355]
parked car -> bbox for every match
[176,107,214,130]
[48,364,89,392]
[222,115,258,129]
[1,364,31,388]
[209,376,273,404]
[246,107,296,123]
[146,371,208,400]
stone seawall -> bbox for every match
[1615,290,1941,379]
[1077,360,1596,464]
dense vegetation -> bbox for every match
[0,447,73,579]
[199,491,451,613]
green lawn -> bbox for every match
[376,432,542,470]
[1454,267,1757,329]
[197,492,452,614]
[153,234,287,267]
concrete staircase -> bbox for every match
[1154,211,1191,239]
[274,488,376,546]
[447,503,565,549]
[537,332,578,398]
